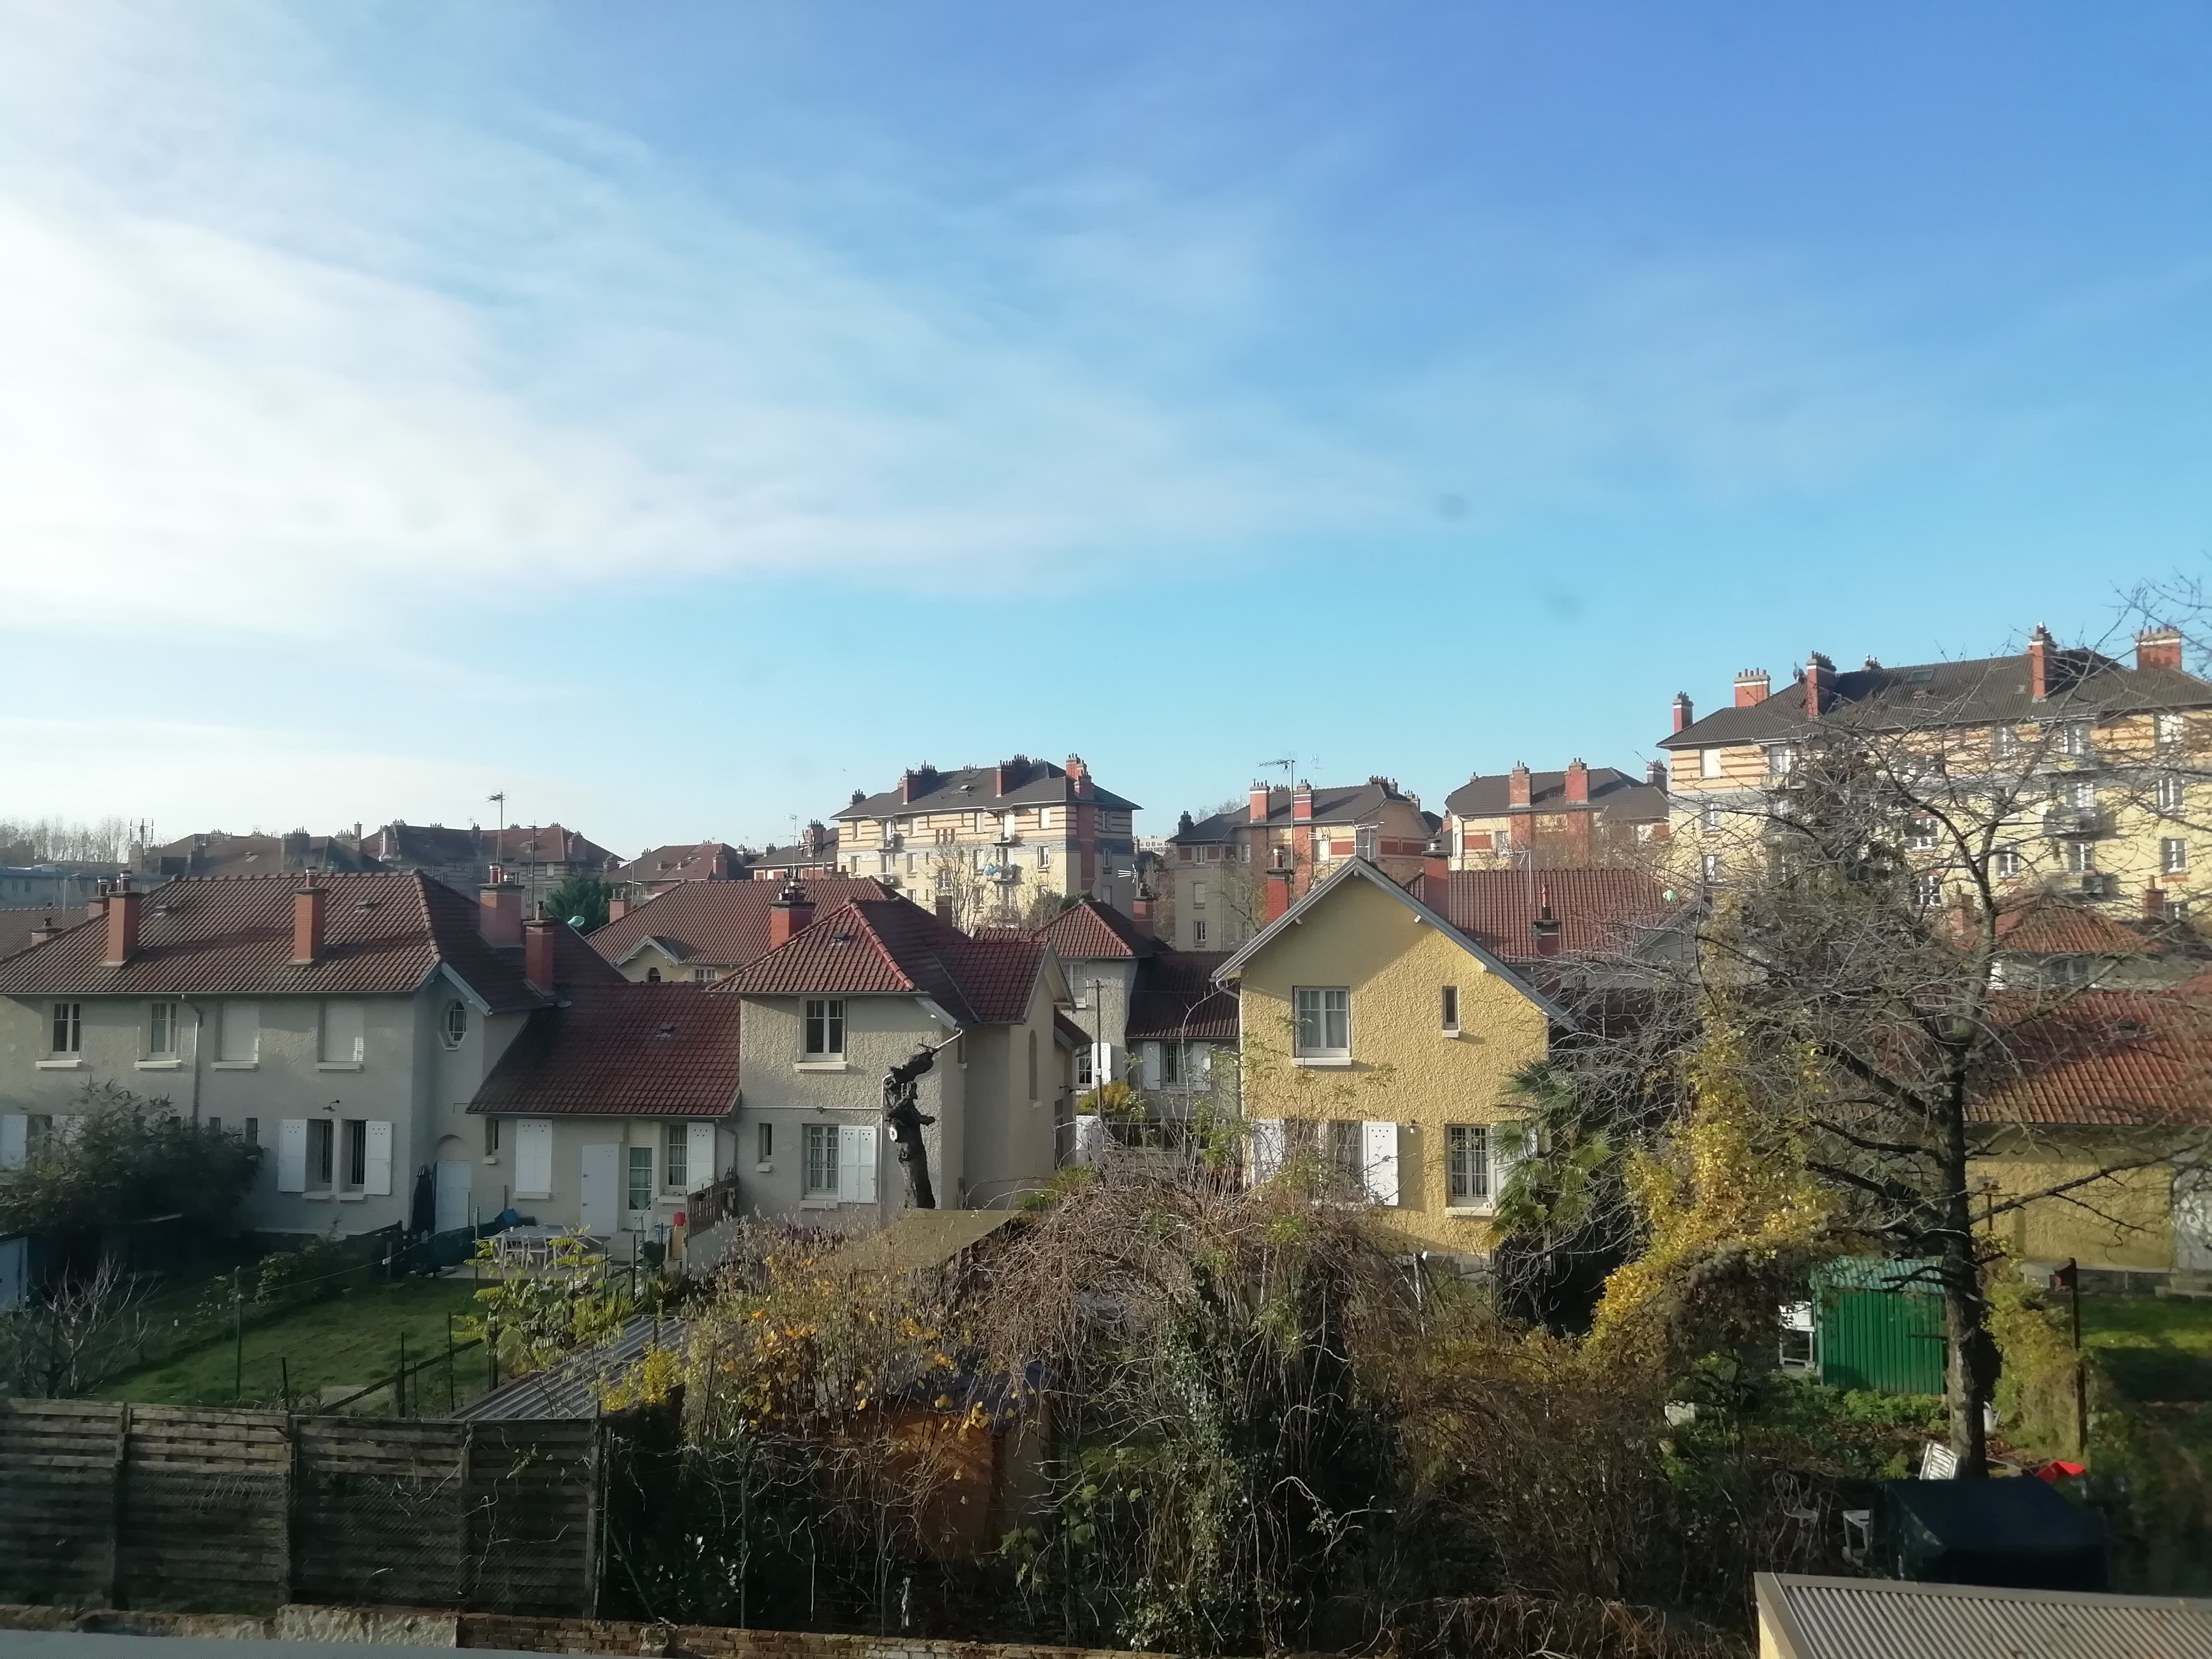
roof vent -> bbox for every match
[656,1023,677,1038]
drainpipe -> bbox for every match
[183,998,207,1125]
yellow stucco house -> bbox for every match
[1212,858,1572,1257]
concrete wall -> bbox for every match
[1237,873,1551,1252]
[1973,1127,2183,1272]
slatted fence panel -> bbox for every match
[119,1406,291,1611]
[294,1419,468,1609]
[466,1420,599,1614]
[0,1400,126,1605]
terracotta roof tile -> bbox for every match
[1170,780,1417,843]
[1033,899,1158,961]
[471,984,741,1118]
[1977,989,2212,1127]
[718,898,1046,1027]
[1993,901,2151,957]
[0,873,615,1008]
[1126,950,1237,1042]
[1436,868,1677,960]
[589,876,890,970]
[1443,766,1667,825]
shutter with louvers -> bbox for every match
[220,1002,258,1063]
[1361,1121,1400,1206]
[364,1121,393,1196]
[1249,1119,1285,1185]
[0,1115,26,1170]
[686,1123,717,1194]
[1142,1043,1162,1089]
[277,1120,308,1192]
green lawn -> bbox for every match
[103,1276,494,1413]
[2081,1294,2212,1404]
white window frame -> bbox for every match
[1440,985,1460,1034]
[1913,872,1946,908]
[2164,838,2191,875]
[318,1001,366,1069]
[2064,722,2092,759]
[441,1000,468,1049]
[146,1000,179,1058]
[1700,747,1725,780]
[2158,713,2186,751]
[514,1118,554,1199]
[1447,1124,1492,1209]
[1765,744,1795,776]
[1192,918,1208,946]
[1700,852,1724,883]
[1994,845,2022,879]
[1292,987,1351,1062]
[626,1144,654,1214]
[2158,775,2188,814]
[1906,817,1938,852]
[803,1123,839,1197]
[664,1121,689,1192]
[1991,724,2019,762]
[2067,840,2097,875]
[49,1001,81,1057]
[803,998,846,1059]
[1700,802,1723,835]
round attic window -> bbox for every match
[441,1001,468,1049]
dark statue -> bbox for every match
[882,1044,941,1210]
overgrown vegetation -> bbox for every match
[544,874,614,932]
[0,1082,261,1249]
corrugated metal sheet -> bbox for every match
[1759,1572,2212,1659]
[1813,1259,1946,1395]
[453,1314,683,1422]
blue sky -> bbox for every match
[2,3,2208,854]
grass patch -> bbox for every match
[2081,1294,2212,1404]
[103,1275,492,1411]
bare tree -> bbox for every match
[0,1254,149,1398]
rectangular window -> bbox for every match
[1355,826,1378,861]
[244,1117,258,1147]
[1160,1042,1183,1086]
[1447,1125,1490,1205]
[1326,1120,1362,1185]
[206,1117,221,1135]
[213,1001,256,1062]
[1700,747,1725,779]
[1440,985,1460,1032]
[2066,840,2097,874]
[803,998,845,1057]
[50,1002,81,1055]
[1700,802,1723,834]
[2057,777,2096,809]
[308,1119,334,1189]
[320,1002,366,1066]
[1293,987,1351,1058]
[2158,713,2186,751]
[627,1145,653,1212]
[484,1117,500,1157]
[2159,775,2188,814]
[1991,724,2019,761]
[1913,873,1946,908]
[343,1119,367,1188]
[1994,845,2022,879]
[147,1001,179,1057]
[1075,1043,1094,1090]
[1765,744,1796,775]
[805,1124,839,1196]
[1192,919,1208,945]
[2064,723,2092,758]
[1906,817,1937,851]
[1192,882,1206,909]
[757,1120,774,1163]
[1700,852,1724,883]
[515,1119,552,1196]
[2163,839,2190,875]
[664,1122,689,1191]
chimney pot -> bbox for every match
[1264,869,1293,923]
[290,882,328,965]
[1421,843,1450,904]
[1563,759,1590,806]
[1646,759,1666,787]
[768,877,815,950]
[1672,692,1694,734]
[1249,783,1271,824]
[607,896,629,923]
[1291,783,1314,824]
[2137,626,2184,673]
[102,876,140,967]
[1130,886,1155,939]
[2028,625,2054,701]
[1508,763,1532,809]
[478,879,524,948]
[1734,669,1771,708]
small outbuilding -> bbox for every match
[1756,1571,2212,1659]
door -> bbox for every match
[581,1143,619,1235]
[2177,1166,2212,1272]
[434,1160,472,1234]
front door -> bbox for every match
[2177,1165,2212,1272]
[434,1160,472,1234]
[581,1143,619,1235]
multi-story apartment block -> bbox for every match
[832,756,1140,926]
[1660,627,2212,917]
[133,830,378,882]
[0,872,630,1239]
[1162,778,1436,953]
[747,822,843,883]
[1443,762,1669,870]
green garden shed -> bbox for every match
[1812,1258,1947,1395]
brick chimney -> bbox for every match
[1264,869,1293,924]
[1563,760,1594,864]
[479,875,524,948]
[2144,884,2167,920]
[28,916,62,947]
[1066,754,1091,798]
[1804,652,1837,717]
[1564,759,1590,805]
[1672,693,1694,733]
[524,913,558,992]
[1646,759,1666,787]
[1420,842,1449,906]
[290,881,327,966]
[1508,763,1532,809]
[102,877,141,968]
[900,765,938,805]
[1249,783,1271,824]
[1131,885,1156,938]
[802,820,828,858]
[768,877,814,949]
[1735,669,1770,708]
[2028,625,2053,701]
[1291,782,1313,823]
[1531,885,1562,958]
[607,896,629,923]
[2137,627,2183,673]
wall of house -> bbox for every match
[466,1110,730,1239]
[734,993,962,1231]
[1972,1128,2181,1273]
[1060,960,1138,1085]
[959,984,1060,1210]
[1235,874,1551,1254]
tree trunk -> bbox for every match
[1939,1111,1994,1477]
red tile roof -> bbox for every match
[1126,951,1237,1043]
[1435,868,1677,960]
[1033,899,1157,961]
[718,898,1046,1027]
[1976,988,2212,1127]
[1993,901,2150,957]
[589,876,890,970]
[0,873,617,1008]
[0,907,88,962]
[471,984,741,1118]
[613,842,752,886]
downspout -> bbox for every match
[182,999,207,1125]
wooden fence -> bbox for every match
[0,1400,602,1615]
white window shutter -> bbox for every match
[1250,1119,1285,1185]
[1194,1045,1213,1080]
[1362,1121,1400,1206]
[1090,1041,1113,1087]
[685,1123,716,1194]
[1142,1042,1162,1089]
[516,1119,552,1196]
[1074,1115,1104,1165]
[364,1121,393,1196]
[0,1114,26,1170]
[1492,1120,1527,1202]
[277,1120,308,1192]
[858,1126,877,1202]
[839,1124,879,1203]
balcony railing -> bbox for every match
[2040,807,2112,839]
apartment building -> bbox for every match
[833,755,1140,926]
[1444,762,1669,870]
[356,822,619,912]
[611,842,755,898]
[1162,778,1436,953]
[1660,627,2212,916]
